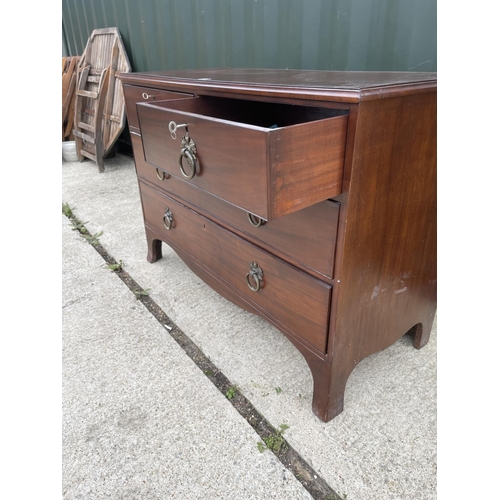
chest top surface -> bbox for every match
[118,68,437,103]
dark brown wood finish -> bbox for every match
[123,84,191,132]
[137,96,348,220]
[119,69,437,103]
[144,224,334,373]
[131,132,340,278]
[314,91,437,421]
[269,113,347,219]
[119,69,437,422]
[138,97,268,217]
[140,182,332,353]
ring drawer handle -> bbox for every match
[163,208,174,230]
[156,168,167,181]
[142,92,155,100]
[178,133,198,180]
[247,214,266,227]
[246,262,264,292]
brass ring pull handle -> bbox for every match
[247,213,266,227]
[178,133,198,179]
[156,168,166,181]
[246,262,264,292]
[142,92,155,100]
[178,148,197,179]
[163,208,174,230]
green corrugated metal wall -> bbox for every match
[62,0,436,72]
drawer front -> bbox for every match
[123,84,191,131]
[140,181,332,353]
[137,95,348,221]
[131,133,339,278]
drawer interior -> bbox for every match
[150,96,348,129]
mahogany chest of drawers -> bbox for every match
[118,69,437,422]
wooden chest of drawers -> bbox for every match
[119,69,437,422]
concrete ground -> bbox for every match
[62,153,437,500]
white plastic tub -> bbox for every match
[62,141,78,162]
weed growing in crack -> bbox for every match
[62,203,102,246]
[82,231,103,246]
[133,288,151,298]
[62,202,75,218]
[71,221,89,234]
[257,423,290,453]
[226,385,237,400]
[104,260,123,272]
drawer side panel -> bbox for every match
[270,114,348,219]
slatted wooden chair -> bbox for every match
[73,28,131,172]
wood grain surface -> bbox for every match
[120,69,437,422]
[137,96,347,220]
[140,181,332,353]
[119,68,437,103]
[123,84,191,131]
[317,90,437,421]
[131,132,340,279]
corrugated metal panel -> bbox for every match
[62,0,436,73]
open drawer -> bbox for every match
[137,96,348,221]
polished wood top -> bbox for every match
[119,68,437,103]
